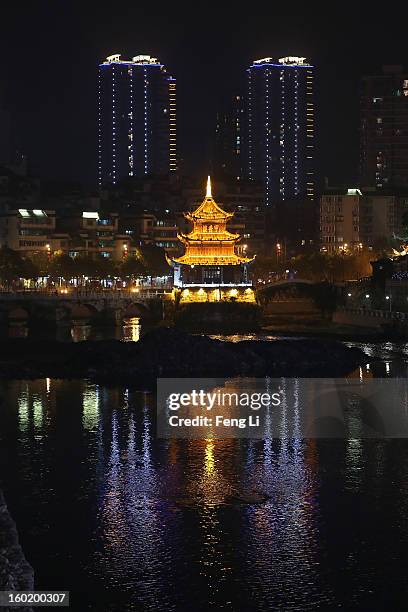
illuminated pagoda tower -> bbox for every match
[170,177,255,301]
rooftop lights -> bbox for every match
[103,54,161,65]
[278,56,307,65]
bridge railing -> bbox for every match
[0,288,172,301]
[338,307,408,322]
[259,278,314,289]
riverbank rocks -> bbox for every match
[0,327,368,385]
[0,489,34,598]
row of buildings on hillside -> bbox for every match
[0,168,267,261]
[5,190,408,264]
[0,177,259,304]
[319,187,408,253]
[0,204,262,263]
[3,161,408,260]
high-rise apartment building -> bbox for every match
[246,56,315,207]
[214,95,245,180]
[98,54,177,187]
[360,65,408,189]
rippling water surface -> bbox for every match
[1,338,408,610]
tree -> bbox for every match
[74,255,99,281]
[0,247,27,287]
[139,245,170,277]
[120,255,146,280]
[94,256,118,280]
[306,281,339,319]
[48,253,77,282]
[291,252,329,281]
[251,255,283,282]
[20,257,40,281]
[29,252,51,277]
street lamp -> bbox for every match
[385,295,392,312]
[364,293,370,310]
[276,242,281,265]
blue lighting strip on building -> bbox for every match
[250,63,314,69]
[99,62,164,68]
[144,67,148,174]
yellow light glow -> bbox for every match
[171,176,255,269]
[204,439,215,474]
[206,175,212,198]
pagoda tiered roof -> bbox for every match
[185,196,234,223]
[177,227,240,244]
[171,177,254,267]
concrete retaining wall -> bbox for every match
[333,308,408,330]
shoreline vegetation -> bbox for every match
[0,327,369,386]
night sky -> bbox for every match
[1,3,407,188]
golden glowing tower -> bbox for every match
[170,177,254,289]
[173,177,253,267]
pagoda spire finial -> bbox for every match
[206,175,212,198]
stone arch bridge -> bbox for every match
[257,279,339,315]
[0,290,168,326]
[257,279,316,302]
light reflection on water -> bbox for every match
[70,317,142,342]
[2,317,142,343]
[209,335,408,380]
[1,374,408,610]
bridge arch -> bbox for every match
[257,279,316,304]
[257,279,338,317]
[7,306,30,321]
[122,301,151,319]
[66,302,99,319]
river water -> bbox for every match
[1,327,408,610]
